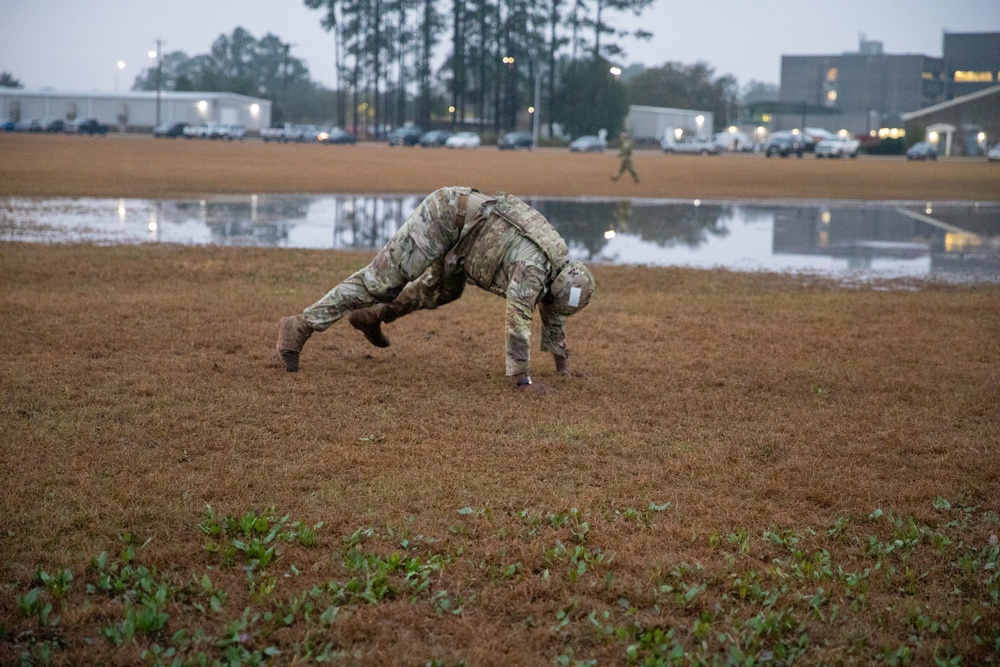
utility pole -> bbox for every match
[150,39,164,126]
[282,42,296,122]
[282,42,297,94]
[532,61,542,148]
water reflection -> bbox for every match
[1,194,997,282]
[533,198,735,259]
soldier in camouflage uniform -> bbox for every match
[612,131,639,183]
[276,186,595,393]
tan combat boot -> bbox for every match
[276,315,314,372]
[348,308,390,348]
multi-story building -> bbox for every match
[775,36,944,137]
[945,32,1000,98]
[767,32,999,142]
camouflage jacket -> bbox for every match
[619,137,633,160]
[452,195,569,376]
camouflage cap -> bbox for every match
[549,260,595,316]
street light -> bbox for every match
[609,66,622,77]
[695,114,705,139]
[115,61,125,92]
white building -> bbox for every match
[0,89,272,132]
[625,105,715,142]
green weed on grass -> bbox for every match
[4,500,1000,666]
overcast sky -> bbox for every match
[2,0,998,93]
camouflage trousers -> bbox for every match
[302,187,469,331]
[613,157,638,181]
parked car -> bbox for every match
[152,121,188,138]
[183,122,214,139]
[0,120,16,132]
[387,126,423,146]
[906,142,938,161]
[419,130,453,147]
[814,135,860,158]
[66,118,109,135]
[295,124,323,142]
[42,118,65,133]
[16,119,42,132]
[988,144,1000,162]
[445,131,481,148]
[569,135,607,152]
[221,124,247,141]
[497,131,533,150]
[206,124,227,140]
[764,134,805,158]
[261,123,295,142]
[319,127,357,144]
[661,136,721,155]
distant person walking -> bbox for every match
[612,131,639,183]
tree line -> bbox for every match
[128,1,762,139]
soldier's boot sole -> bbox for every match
[276,315,314,372]
[348,310,391,348]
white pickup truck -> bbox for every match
[660,136,721,155]
[814,135,861,158]
[261,123,300,142]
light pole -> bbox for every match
[501,56,515,131]
[115,61,125,92]
[149,40,163,126]
[531,65,542,148]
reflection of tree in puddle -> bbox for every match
[529,199,734,259]
[170,197,312,246]
[331,196,415,250]
[159,195,418,249]
[175,195,736,257]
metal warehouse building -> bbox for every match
[625,105,715,143]
[0,89,272,132]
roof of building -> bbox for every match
[0,88,270,104]
[901,85,1000,121]
[628,105,712,116]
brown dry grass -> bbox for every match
[1,135,999,665]
[1,133,999,201]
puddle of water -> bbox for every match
[2,194,998,283]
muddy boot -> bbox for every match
[276,315,314,372]
[348,309,390,348]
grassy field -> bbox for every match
[1,133,999,201]
[1,135,999,666]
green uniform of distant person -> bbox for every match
[612,132,639,183]
[275,187,596,393]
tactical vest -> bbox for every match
[456,194,569,291]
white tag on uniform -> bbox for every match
[568,286,582,308]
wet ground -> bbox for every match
[2,195,998,283]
